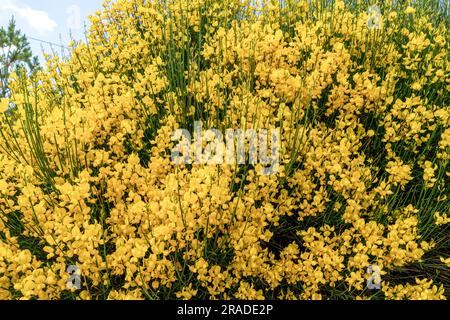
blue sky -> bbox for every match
[0,0,104,63]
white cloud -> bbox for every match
[0,0,57,34]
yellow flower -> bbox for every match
[440,257,450,267]
[0,98,9,112]
[434,212,450,226]
[411,82,422,91]
[405,6,416,15]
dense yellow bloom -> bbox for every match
[0,0,448,300]
[383,279,445,300]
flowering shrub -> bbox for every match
[0,0,449,300]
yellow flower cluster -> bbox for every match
[384,279,445,300]
[0,0,449,300]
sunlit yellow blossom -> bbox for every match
[0,98,9,113]
[0,0,448,301]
